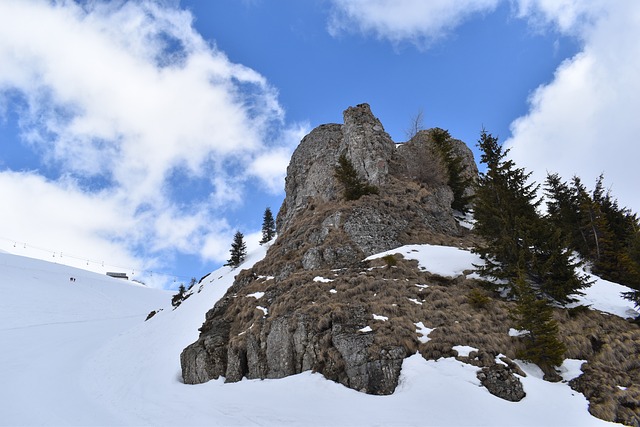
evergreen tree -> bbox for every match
[546,173,640,303]
[512,274,566,374]
[473,130,590,303]
[259,207,276,244]
[429,128,474,213]
[225,231,247,268]
[334,154,379,201]
[171,284,186,308]
[473,130,540,289]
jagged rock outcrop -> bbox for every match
[181,103,479,395]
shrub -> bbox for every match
[381,254,397,268]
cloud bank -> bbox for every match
[0,0,301,285]
[329,0,640,213]
[328,0,501,47]
[505,0,640,214]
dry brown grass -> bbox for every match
[202,230,640,424]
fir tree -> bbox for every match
[171,284,186,308]
[225,231,247,269]
[472,130,540,289]
[259,207,276,244]
[512,274,566,375]
[546,173,640,303]
[430,128,474,213]
[334,154,379,201]
[473,130,590,303]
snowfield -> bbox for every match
[1,243,635,426]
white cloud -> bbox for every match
[505,0,640,213]
[0,0,300,286]
[328,0,500,47]
[327,0,640,214]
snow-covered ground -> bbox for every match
[1,243,635,426]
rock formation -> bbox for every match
[179,104,640,425]
[180,103,480,395]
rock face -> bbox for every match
[277,104,397,233]
[180,103,478,395]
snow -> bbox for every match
[373,314,388,321]
[358,326,373,333]
[408,297,423,305]
[415,321,435,343]
[509,328,529,337]
[247,291,265,299]
[256,305,268,316]
[313,276,334,282]
[365,244,483,278]
[453,345,479,357]
[559,359,587,382]
[329,288,337,293]
[0,243,625,426]
[573,271,639,319]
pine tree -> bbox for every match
[512,274,566,375]
[171,284,186,308]
[473,130,540,289]
[473,131,590,303]
[225,231,247,268]
[334,154,379,201]
[547,173,640,298]
[429,128,474,213]
[259,207,276,244]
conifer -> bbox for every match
[225,231,247,269]
[512,274,566,373]
[430,128,474,213]
[334,154,379,201]
[473,131,591,303]
[259,207,276,244]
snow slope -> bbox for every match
[1,244,634,426]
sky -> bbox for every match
[0,0,638,289]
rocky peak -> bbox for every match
[180,103,481,396]
[277,103,396,233]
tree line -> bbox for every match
[473,130,639,376]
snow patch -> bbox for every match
[313,276,334,283]
[366,244,483,278]
[359,326,372,333]
[452,345,478,357]
[415,322,435,343]
[509,328,529,337]
[247,291,265,299]
[373,314,388,321]
[256,306,268,316]
[408,298,423,305]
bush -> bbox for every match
[381,254,397,268]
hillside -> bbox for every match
[179,104,639,425]
[2,104,639,426]
[1,245,635,426]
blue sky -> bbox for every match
[0,1,638,289]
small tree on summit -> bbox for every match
[225,231,247,269]
[260,207,276,244]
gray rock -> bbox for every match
[180,103,479,395]
[477,364,526,402]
